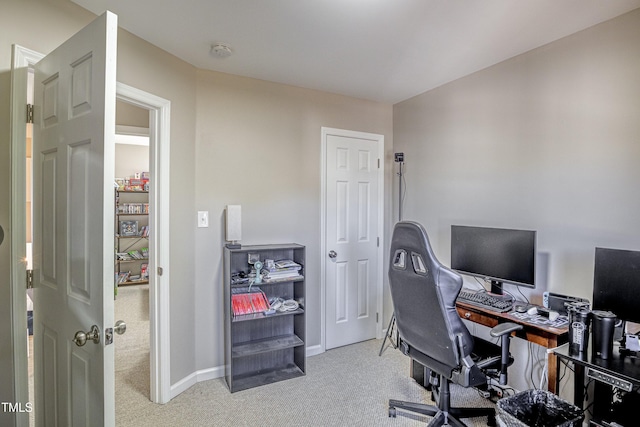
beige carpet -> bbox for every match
[115,285,494,427]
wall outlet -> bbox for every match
[197,211,209,228]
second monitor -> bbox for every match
[451,225,536,295]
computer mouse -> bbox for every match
[514,304,528,313]
[527,307,538,316]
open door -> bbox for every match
[32,11,118,426]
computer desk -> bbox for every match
[455,300,569,393]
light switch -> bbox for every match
[197,211,209,228]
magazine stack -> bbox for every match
[262,259,303,282]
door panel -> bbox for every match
[325,133,381,349]
[33,11,118,426]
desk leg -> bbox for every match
[548,351,558,393]
[574,364,585,409]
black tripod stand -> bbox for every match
[380,153,404,357]
[378,313,398,355]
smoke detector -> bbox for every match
[210,43,233,58]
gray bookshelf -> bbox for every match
[223,244,306,392]
[114,189,150,288]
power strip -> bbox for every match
[587,367,633,392]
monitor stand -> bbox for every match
[490,280,504,296]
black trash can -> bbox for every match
[496,389,583,427]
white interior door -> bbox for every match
[324,129,383,350]
[32,11,118,426]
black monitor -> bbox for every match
[451,225,536,295]
[593,247,640,325]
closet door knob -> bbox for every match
[114,320,127,335]
[328,250,337,259]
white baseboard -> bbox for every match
[170,347,323,399]
[170,365,224,399]
[306,344,323,357]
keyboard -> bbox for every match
[457,289,514,313]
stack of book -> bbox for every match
[263,259,302,282]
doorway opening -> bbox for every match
[114,102,152,410]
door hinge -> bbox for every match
[376,312,379,323]
[26,269,33,289]
[26,104,34,124]
[378,158,380,169]
[377,237,380,247]
[157,267,163,276]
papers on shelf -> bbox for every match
[262,259,302,282]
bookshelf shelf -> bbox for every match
[119,280,149,286]
[231,307,304,323]
[224,244,306,392]
[232,334,304,358]
[231,365,304,393]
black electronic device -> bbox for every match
[593,247,640,325]
[451,225,536,295]
[543,292,589,316]
[394,152,404,162]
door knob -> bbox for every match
[73,325,100,346]
[114,320,127,335]
[328,250,337,259]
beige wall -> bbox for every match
[115,27,199,387]
[193,69,393,369]
[116,100,149,128]
[393,9,640,392]
[115,144,149,178]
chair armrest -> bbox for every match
[489,322,523,338]
[489,322,523,385]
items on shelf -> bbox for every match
[120,220,138,236]
[267,297,300,314]
[127,250,145,259]
[139,226,150,237]
[115,171,150,192]
[116,271,130,283]
[117,202,149,214]
[117,222,149,238]
[261,259,302,282]
[231,287,270,316]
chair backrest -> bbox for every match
[389,221,475,378]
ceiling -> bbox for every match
[71,0,640,104]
